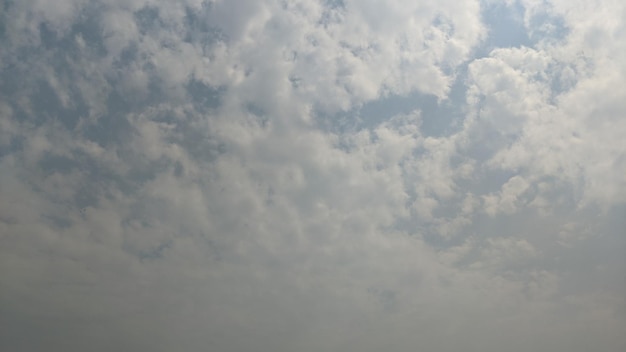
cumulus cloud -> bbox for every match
[0,1,624,351]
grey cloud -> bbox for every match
[1,1,625,351]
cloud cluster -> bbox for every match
[1,1,624,351]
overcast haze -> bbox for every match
[1,0,625,351]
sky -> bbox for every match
[0,0,625,351]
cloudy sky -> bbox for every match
[1,0,625,351]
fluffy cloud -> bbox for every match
[0,1,624,351]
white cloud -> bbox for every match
[0,0,624,351]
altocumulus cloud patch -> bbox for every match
[0,1,625,352]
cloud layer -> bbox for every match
[1,0,624,351]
